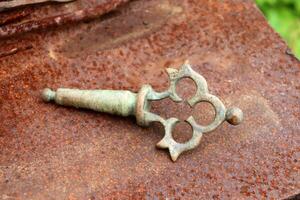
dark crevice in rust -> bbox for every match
[285,48,300,62]
[284,193,300,200]
[0,44,33,58]
[0,8,31,26]
[97,10,122,22]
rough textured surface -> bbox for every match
[0,0,299,199]
[0,0,73,12]
[0,0,130,37]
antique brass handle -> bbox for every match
[42,61,243,161]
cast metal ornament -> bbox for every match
[42,61,243,161]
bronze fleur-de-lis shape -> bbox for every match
[42,61,243,161]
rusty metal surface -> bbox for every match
[0,0,74,12]
[0,0,299,199]
[0,0,130,37]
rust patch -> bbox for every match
[224,90,281,142]
[59,0,182,57]
[0,0,131,38]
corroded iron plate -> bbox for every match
[0,0,299,199]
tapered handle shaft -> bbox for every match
[42,88,137,117]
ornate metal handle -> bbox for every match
[42,61,243,161]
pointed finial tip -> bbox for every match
[171,153,179,162]
[184,59,190,65]
[170,149,180,162]
[166,67,178,74]
[42,88,56,102]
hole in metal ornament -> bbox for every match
[175,78,197,101]
[172,121,193,143]
[192,102,216,126]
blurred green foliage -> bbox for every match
[256,0,300,59]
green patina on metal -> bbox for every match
[42,61,243,161]
[43,88,137,117]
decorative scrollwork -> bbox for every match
[140,61,243,161]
